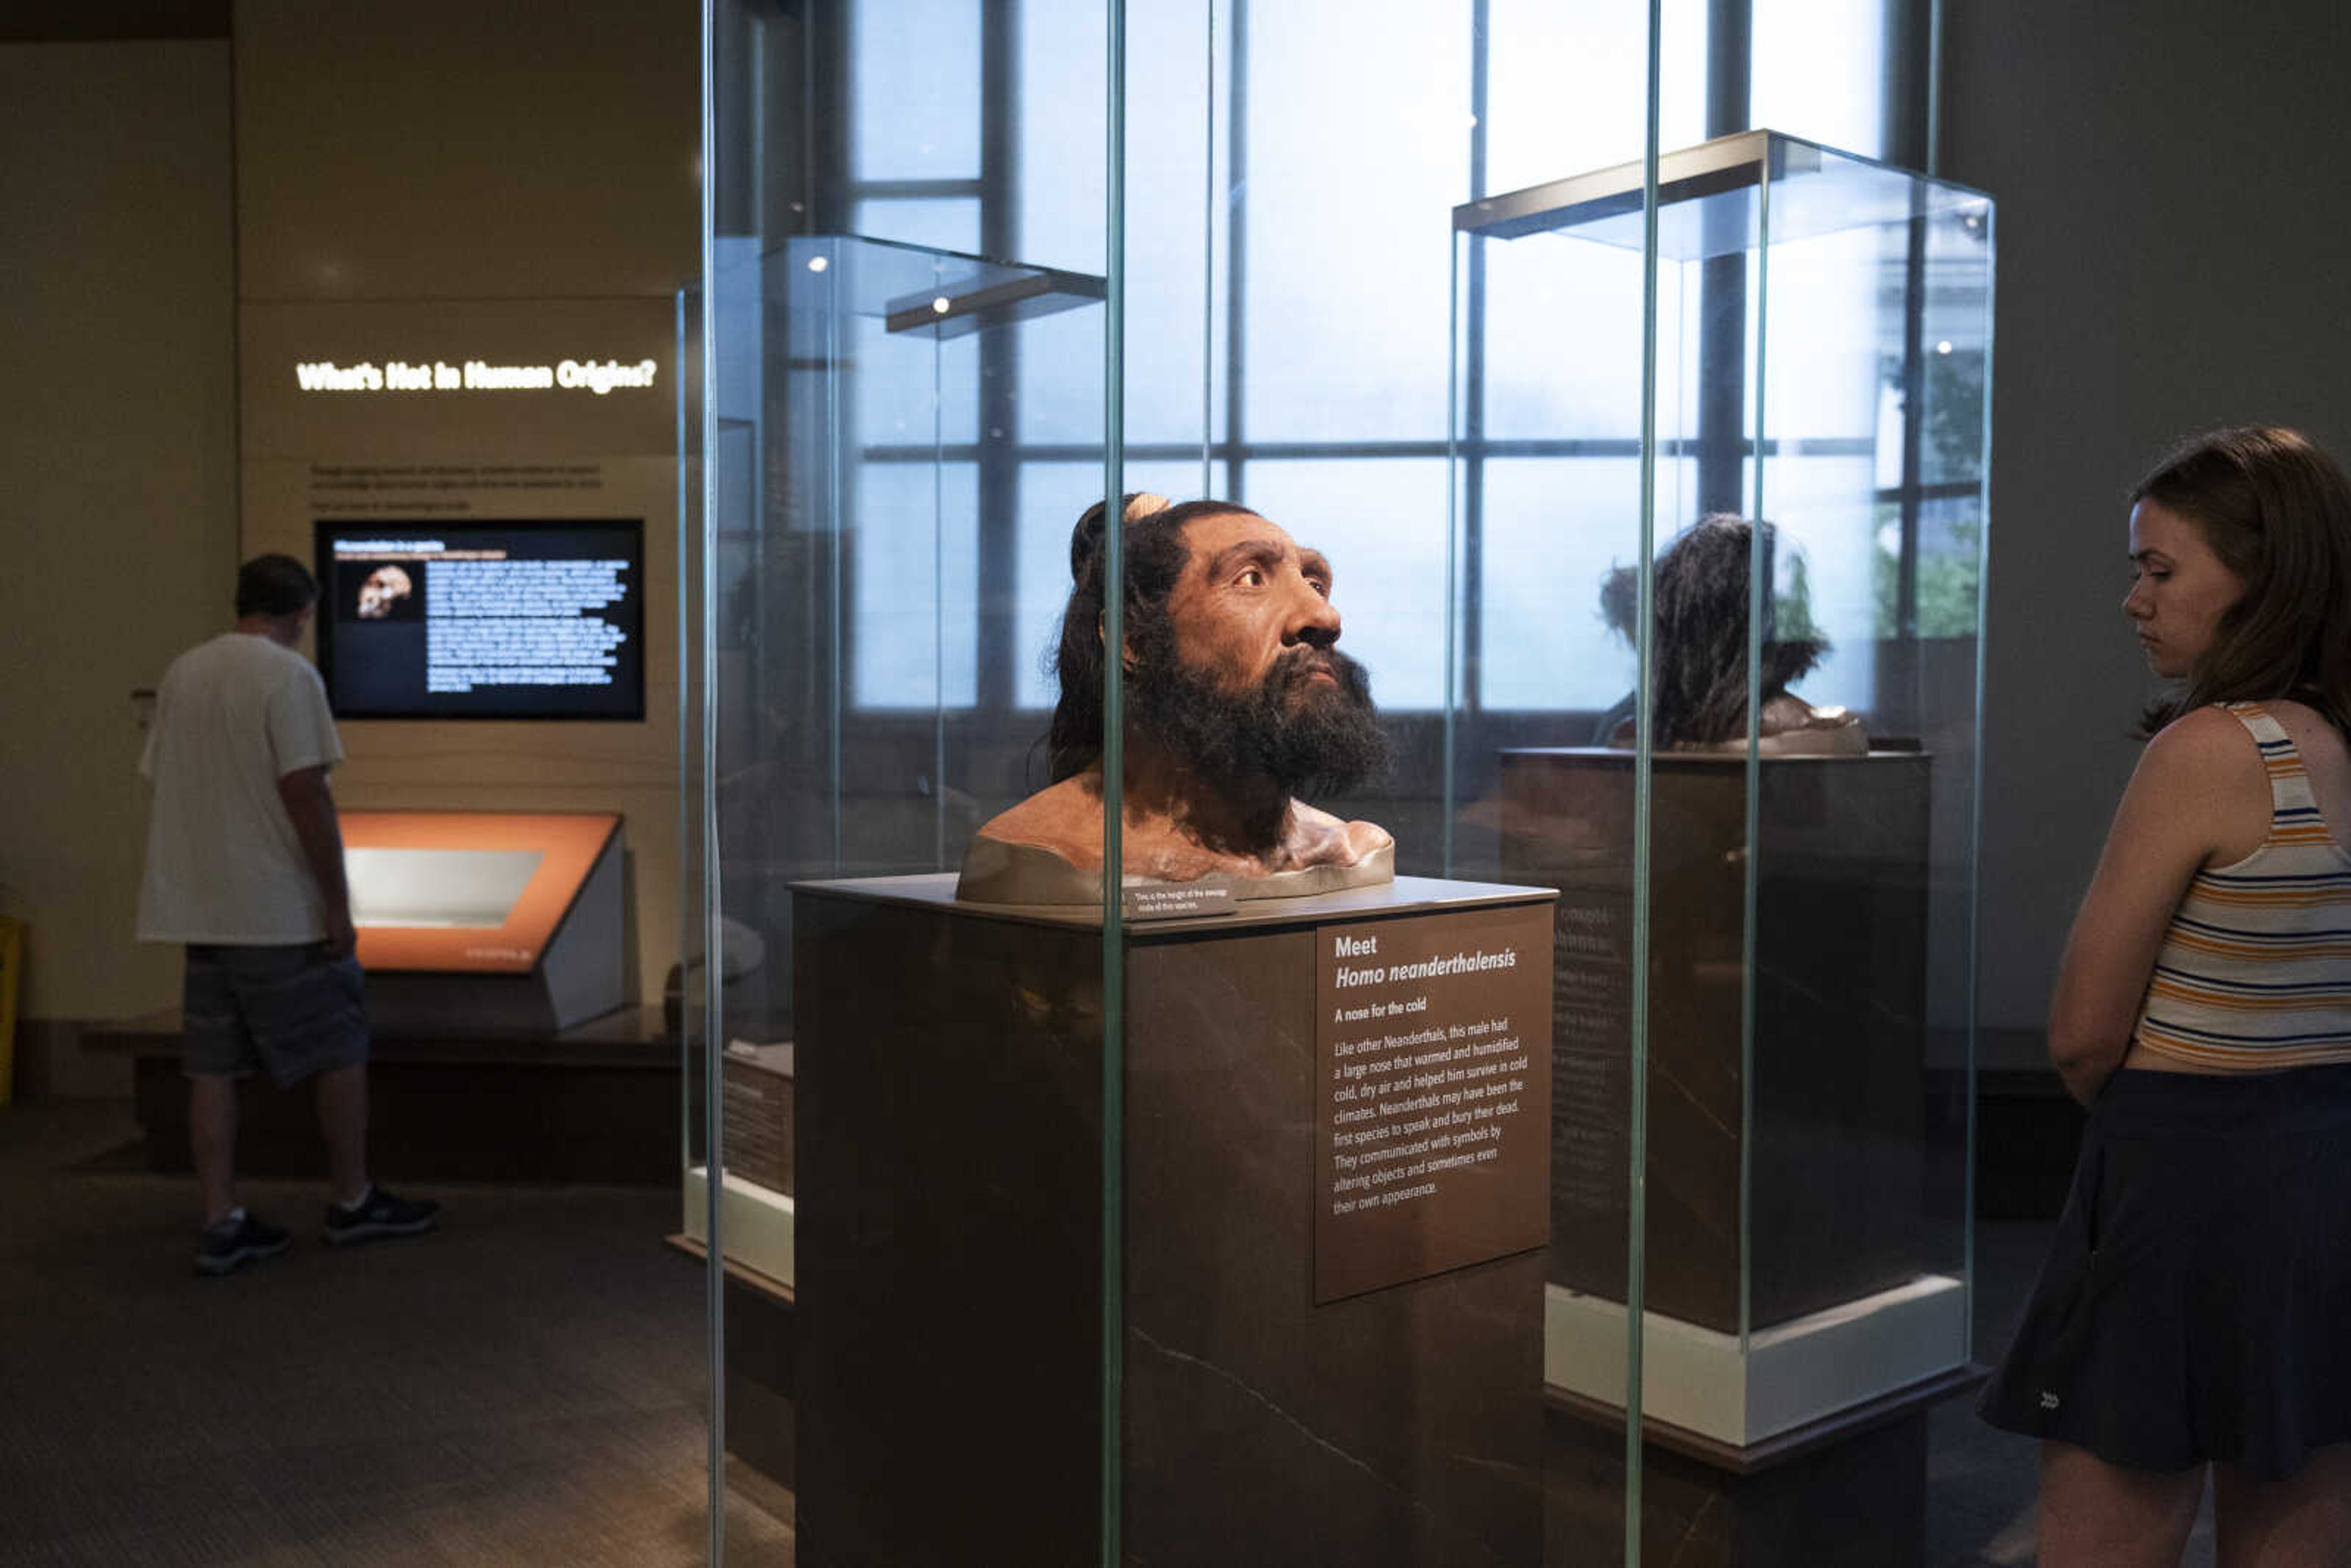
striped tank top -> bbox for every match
[2134,702,2351,1070]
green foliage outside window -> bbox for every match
[1873,349,1985,638]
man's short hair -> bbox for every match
[236,553,319,618]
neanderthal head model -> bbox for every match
[1600,514,1864,754]
[957,493,1395,903]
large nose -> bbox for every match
[1283,572,1343,648]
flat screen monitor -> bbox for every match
[313,519,645,721]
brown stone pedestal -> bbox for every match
[86,1005,674,1182]
[1545,1368,1981,1567]
[791,873,1554,1567]
[1500,748,1935,1332]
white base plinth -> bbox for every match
[682,1165,796,1289]
[1546,1273,1967,1446]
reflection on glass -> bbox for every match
[1595,514,1865,753]
[1457,133,1993,1544]
[853,461,979,708]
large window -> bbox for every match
[838,0,1937,716]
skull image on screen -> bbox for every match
[356,565,413,620]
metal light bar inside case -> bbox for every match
[1455,129,1819,243]
[883,266,1108,339]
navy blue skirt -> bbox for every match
[1978,1063,2351,1480]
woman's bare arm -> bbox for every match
[2046,708,2263,1103]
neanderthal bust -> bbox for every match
[1599,514,1866,755]
[956,493,1395,904]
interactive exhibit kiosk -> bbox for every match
[683,130,1992,1567]
[98,522,659,1179]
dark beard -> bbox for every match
[1127,642,1391,804]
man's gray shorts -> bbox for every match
[182,942,370,1086]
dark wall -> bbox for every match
[1942,0,2351,1052]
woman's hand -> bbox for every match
[2046,707,2268,1103]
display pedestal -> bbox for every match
[673,1045,798,1497]
[1502,746,1963,1566]
[1501,748,1934,1339]
[792,873,1554,1567]
[1544,1368,1981,1568]
[85,1005,675,1181]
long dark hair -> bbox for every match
[1046,495,1261,781]
[1600,514,1828,748]
[2134,426,2351,737]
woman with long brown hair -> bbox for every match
[1979,426,2351,1565]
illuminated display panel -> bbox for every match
[342,811,620,974]
[313,519,645,721]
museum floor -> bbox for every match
[0,1097,2218,1567]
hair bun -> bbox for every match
[1069,492,1174,579]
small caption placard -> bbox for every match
[1121,885,1237,922]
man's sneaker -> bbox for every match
[195,1212,291,1277]
[323,1186,441,1246]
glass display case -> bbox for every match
[677,227,1106,1302]
[1453,126,1992,1517]
[691,6,1988,1565]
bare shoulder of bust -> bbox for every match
[1286,801,1397,867]
[969,777,1104,869]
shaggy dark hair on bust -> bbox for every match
[1600,514,1826,748]
[1046,496,1262,781]
[2132,426,2351,738]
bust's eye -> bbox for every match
[1237,567,1265,587]
[1308,577,1330,599]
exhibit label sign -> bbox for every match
[1314,901,1551,1302]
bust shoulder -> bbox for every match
[1283,800,1395,868]
[969,776,1108,871]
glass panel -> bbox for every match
[699,0,1117,1555]
[1239,1,1471,443]
[850,459,979,710]
[1485,0,1708,193]
[1460,119,1990,1561]
[1453,86,1660,1568]
[1479,456,1649,713]
[848,196,982,260]
[703,4,1954,1561]
[1449,5,1691,1560]
[850,0,981,182]
[1239,458,1450,711]
[1751,0,1888,157]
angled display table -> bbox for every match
[89,809,658,1182]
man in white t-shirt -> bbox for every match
[138,554,439,1275]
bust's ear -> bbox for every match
[1095,612,1138,672]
